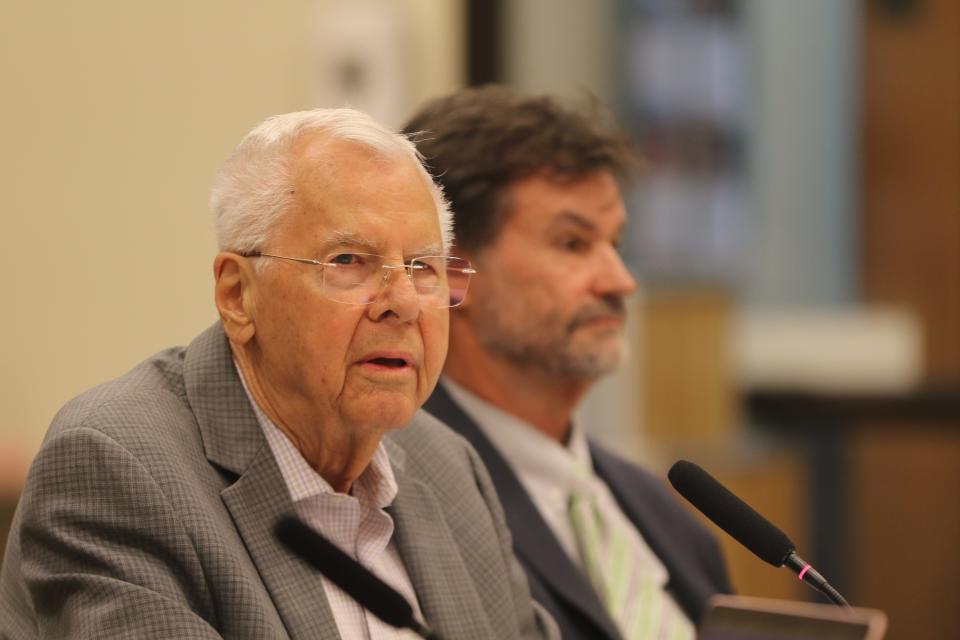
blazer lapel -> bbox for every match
[424,385,622,640]
[221,448,341,640]
[590,443,714,622]
[184,324,340,640]
[385,439,495,640]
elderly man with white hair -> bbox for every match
[0,109,557,640]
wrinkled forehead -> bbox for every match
[290,135,394,185]
[280,136,443,255]
[316,230,444,257]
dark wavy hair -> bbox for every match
[402,85,641,253]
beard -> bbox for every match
[471,292,629,380]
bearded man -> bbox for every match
[404,86,732,640]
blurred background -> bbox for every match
[1,0,957,637]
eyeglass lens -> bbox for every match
[323,254,472,308]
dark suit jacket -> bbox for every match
[1,324,556,640]
[425,383,732,640]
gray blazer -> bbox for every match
[1,324,556,640]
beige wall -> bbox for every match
[0,0,463,477]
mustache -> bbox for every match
[567,295,627,331]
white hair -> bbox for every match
[210,108,453,253]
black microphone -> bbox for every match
[274,515,438,638]
[668,459,849,608]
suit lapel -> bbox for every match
[424,385,622,640]
[590,443,713,622]
[184,324,340,640]
[385,439,494,639]
[221,448,341,640]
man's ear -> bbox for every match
[214,252,256,345]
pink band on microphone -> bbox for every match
[798,565,811,581]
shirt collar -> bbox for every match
[440,375,595,496]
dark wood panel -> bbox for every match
[861,0,960,380]
[857,1,960,638]
[466,0,502,85]
[849,428,960,639]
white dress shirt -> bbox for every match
[238,366,423,640]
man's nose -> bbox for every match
[594,245,638,297]
[369,264,421,322]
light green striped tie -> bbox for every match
[568,478,695,640]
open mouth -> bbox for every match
[364,356,411,370]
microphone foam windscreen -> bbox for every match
[275,515,414,628]
[668,460,795,567]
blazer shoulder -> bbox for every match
[590,441,687,513]
[589,439,725,549]
[588,439,663,487]
[589,439,732,593]
[44,345,196,455]
[390,409,475,459]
